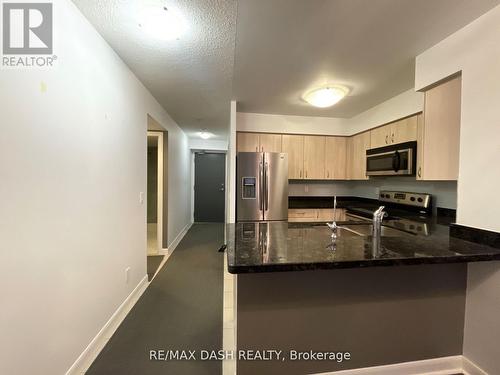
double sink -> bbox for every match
[289,220,415,238]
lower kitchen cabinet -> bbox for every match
[288,208,346,222]
[317,208,346,221]
[288,209,318,222]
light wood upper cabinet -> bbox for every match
[303,136,326,179]
[236,103,453,182]
[418,75,461,180]
[392,116,417,144]
[416,113,425,180]
[370,116,418,148]
[259,133,282,152]
[237,132,282,152]
[282,135,304,179]
[347,131,371,180]
[237,132,259,152]
[370,124,392,148]
[325,136,347,179]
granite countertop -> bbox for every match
[226,218,500,274]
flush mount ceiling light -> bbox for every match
[138,5,187,41]
[302,86,349,108]
[198,131,213,140]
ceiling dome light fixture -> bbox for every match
[198,130,213,140]
[302,86,349,108]
[138,4,187,41]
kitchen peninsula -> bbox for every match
[226,197,500,375]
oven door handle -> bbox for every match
[392,151,401,172]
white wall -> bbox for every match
[0,1,191,374]
[415,5,500,374]
[237,111,349,135]
[237,89,423,136]
[189,138,228,151]
[348,89,423,134]
[415,7,500,233]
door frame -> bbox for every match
[191,150,227,223]
[147,131,164,252]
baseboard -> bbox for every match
[65,275,149,374]
[167,221,193,254]
[314,355,464,375]
[159,248,169,255]
[462,356,488,375]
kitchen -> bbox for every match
[224,4,500,374]
[4,1,500,375]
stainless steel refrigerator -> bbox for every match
[236,152,288,222]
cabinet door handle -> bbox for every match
[418,167,422,178]
[392,133,394,143]
[261,146,264,152]
[327,171,330,178]
[255,146,258,151]
[305,171,308,178]
[299,170,302,178]
[385,135,388,144]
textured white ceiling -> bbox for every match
[73,0,237,140]
[74,0,500,138]
[233,0,500,118]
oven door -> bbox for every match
[366,142,416,176]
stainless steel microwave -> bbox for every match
[365,141,417,176]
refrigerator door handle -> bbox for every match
[259,161,264,214]
[264,162,269,211]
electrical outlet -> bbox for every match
[139,192,144,204]
[125,267,131,283]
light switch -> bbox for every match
[139,192,144,204]
[125,267,131,283]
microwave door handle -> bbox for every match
[392,151,401,172]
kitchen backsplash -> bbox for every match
[289,178,457,209]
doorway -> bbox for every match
[194,152,226,223]
[147,131,164,256]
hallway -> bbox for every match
[88,224,224,375]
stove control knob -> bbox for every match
[417,197,423,203]
[410,197,416,202]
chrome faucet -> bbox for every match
[326,196,339,239]
[372,206,387,237]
